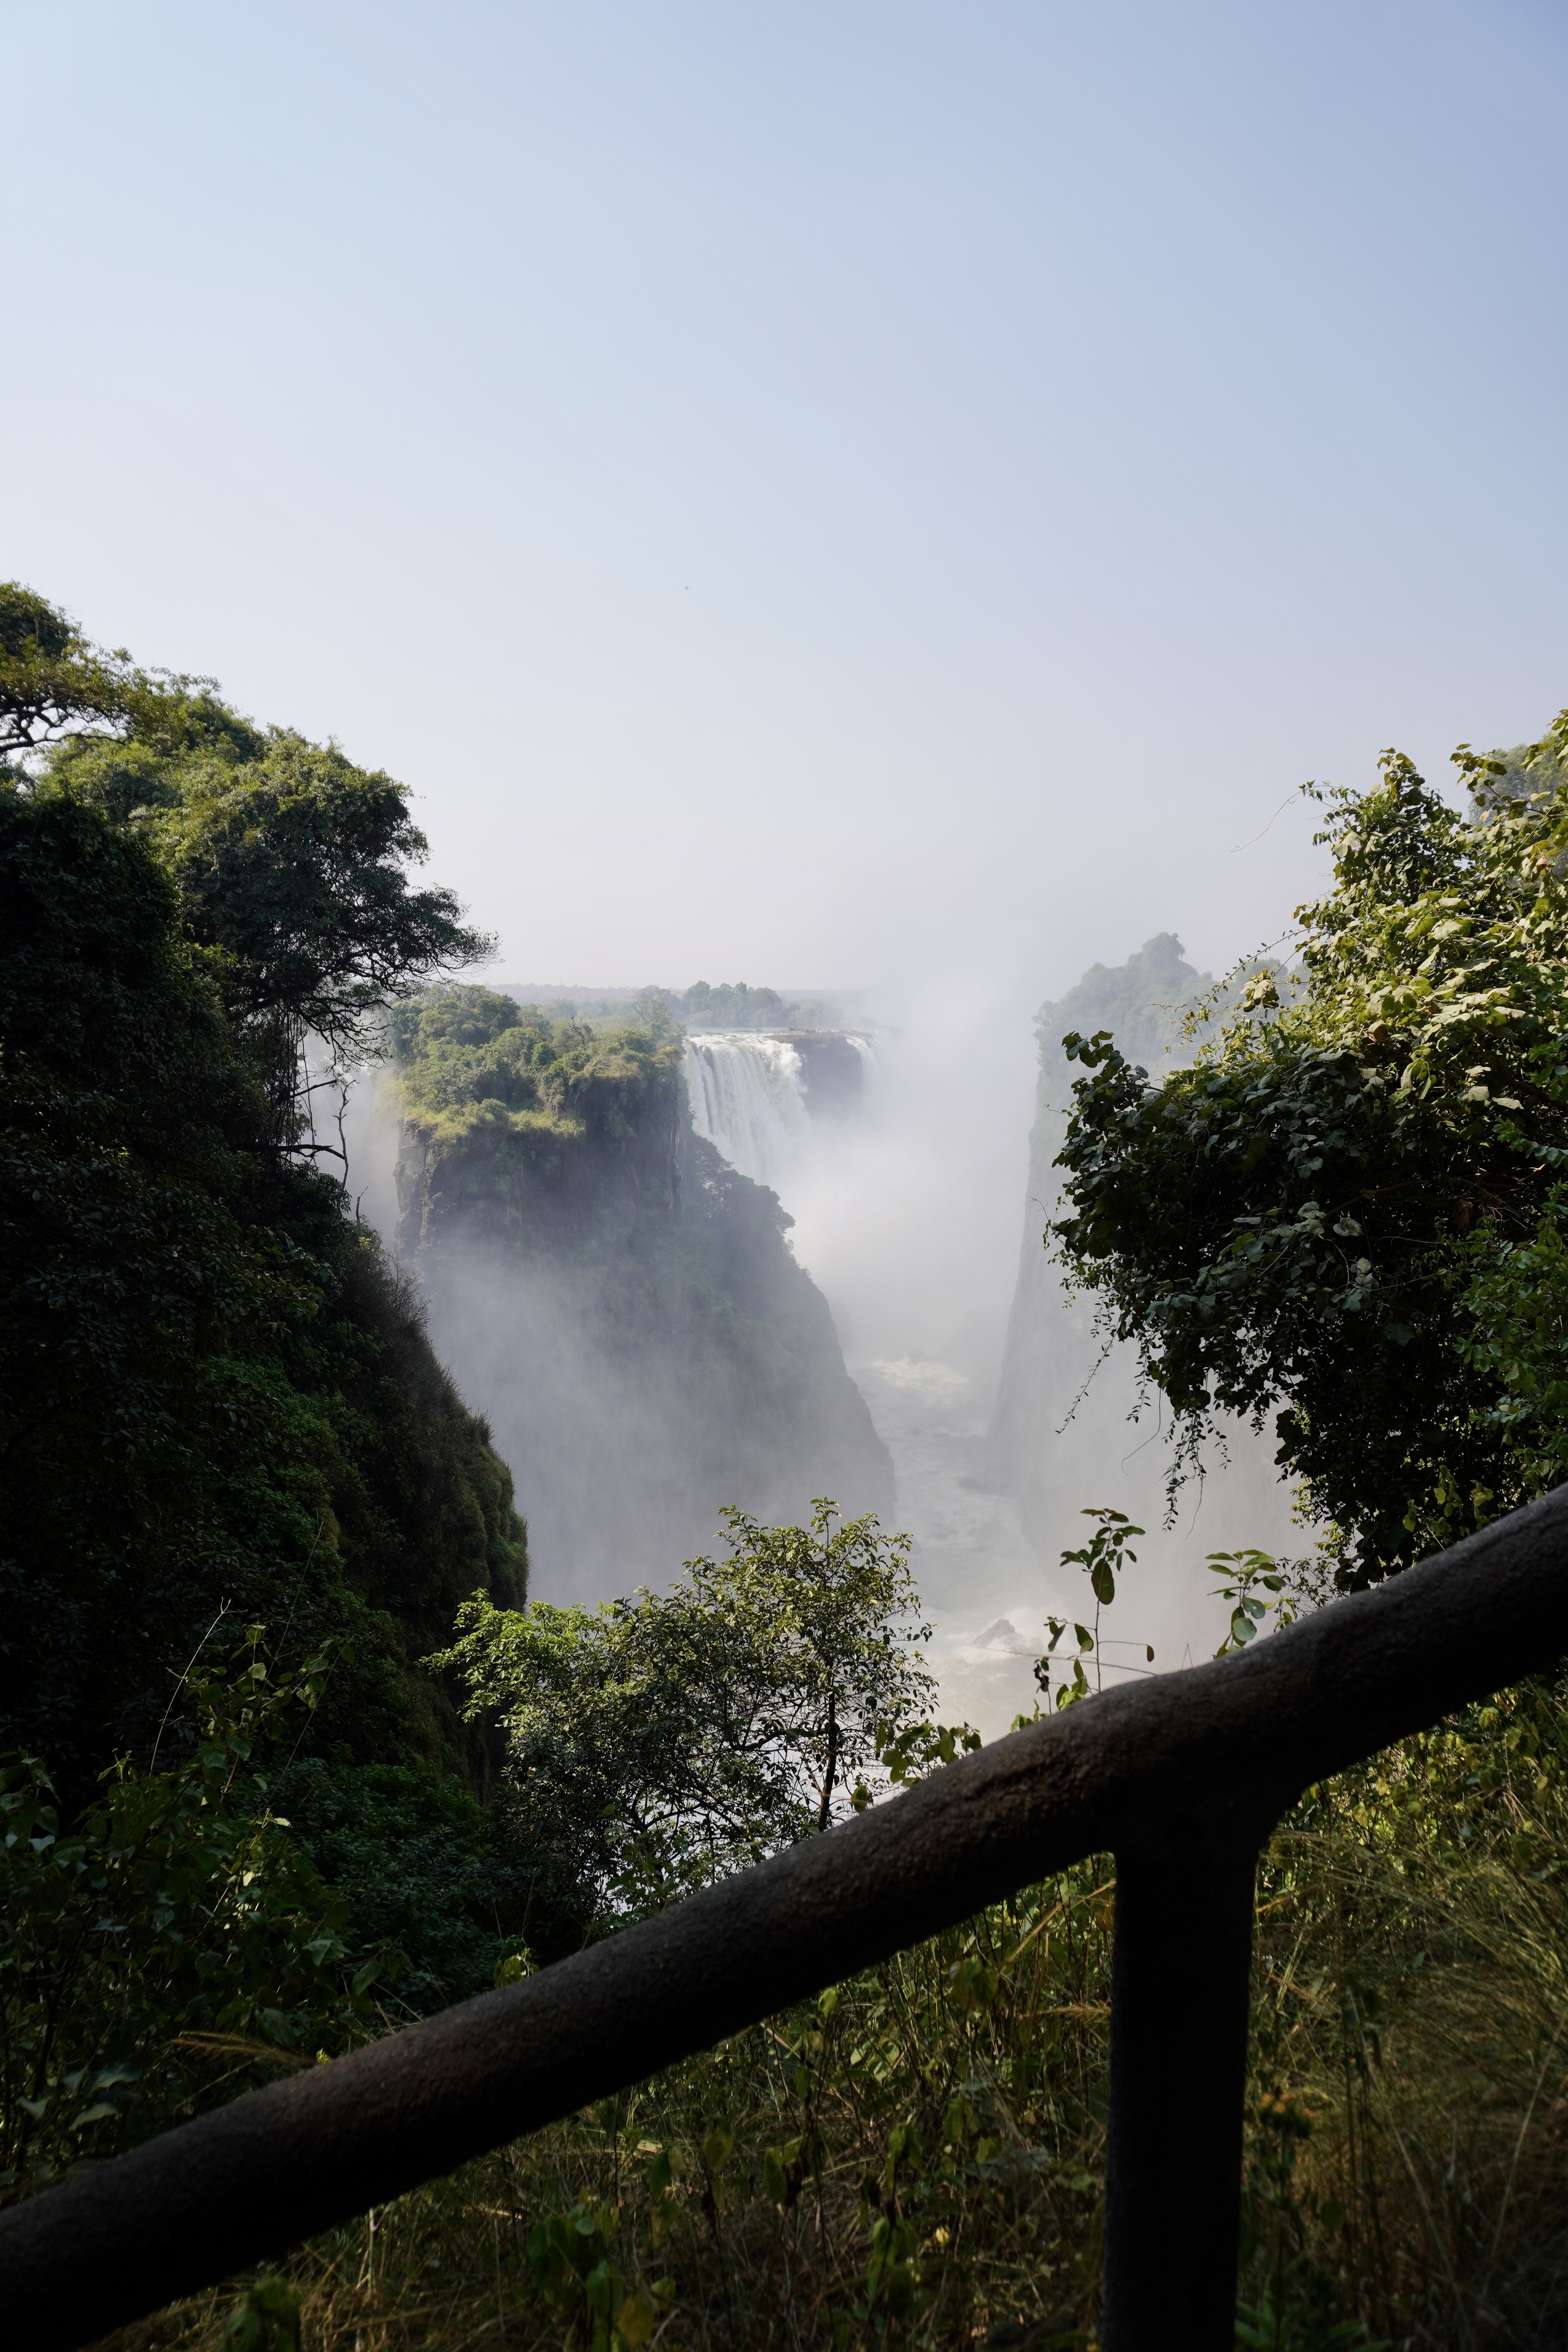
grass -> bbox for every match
[85,1681,1568,2352]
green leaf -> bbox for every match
[616,2288,658,2348]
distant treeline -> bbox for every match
[491,979,849,1031]
[660,978,840,1030]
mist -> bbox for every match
[345,944,1304,1736]
[780,965,1038,1363]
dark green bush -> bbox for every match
[0,1630,378,2202]
[269,1753,534,2011]
[0,785,525,1797]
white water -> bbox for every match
[851,1356,1053,1737]
[844,1034,878,1085]
[851,1353,1270,1740]
[682,1033,812,1187]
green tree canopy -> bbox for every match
[431,1503,933,1945]
[1,626,523,1793]
[1053,714,1568,1584]
[0,1628,373,2198]
[4,584,493,1149]
[0,582,210,762]
[46,722,492,1147]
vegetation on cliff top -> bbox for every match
[387,984,680,1148]
[653,979,841,1031]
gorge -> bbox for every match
[378,990,893,1604]
[351,955,1302,1723]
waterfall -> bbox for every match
[846,1034,877,1085]
[682,1034,811,1186]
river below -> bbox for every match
[851,1349,1299,1739]
[851,1356,1062,1737]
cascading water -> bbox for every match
[682,1034,811,1186]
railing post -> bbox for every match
[1102,1837,1259,2350]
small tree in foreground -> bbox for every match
[431,1503,937,1942]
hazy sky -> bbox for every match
[9,0,1568,1008]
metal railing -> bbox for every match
[6,1485,1568,2352]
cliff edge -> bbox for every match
[389,988,894,1599]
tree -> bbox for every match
[1,713,523,1793]
[431,1502,935,1944]
[1053,715,1568,1584]
[147,731,492,1147]
[0,581,210,763]
[3,586,494,1153]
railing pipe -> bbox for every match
[5,1485,1568,2352]
[1103,1837,1259,2349]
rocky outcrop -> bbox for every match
[389,991,893,1601]
[775,1031,869,1119]
[985,936,1208,1547]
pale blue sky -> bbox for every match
[8,0,1568,1009]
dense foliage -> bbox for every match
[435,1505,935,1944]
[3,581,490,1148]
[266,1753,533,2012]
[0,593,524,1791]
[388,984,681,1161]
[47,741,488,1156]
[0,1628,377,2203]
[1054,720,1568,1580]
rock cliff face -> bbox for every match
[777,1031,869,1118]
[390,989,893,1601]
[985,936,1209,1548]
[985,936,1301,1569]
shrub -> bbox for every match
[0,1626,380,2201]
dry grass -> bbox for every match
[89,1684,1568,2352]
